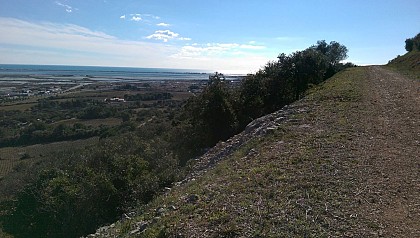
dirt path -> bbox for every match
[353,66,419,237]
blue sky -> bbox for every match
[0,0,419,73]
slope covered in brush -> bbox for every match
[87,64,419,237]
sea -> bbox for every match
[0,64,242,83]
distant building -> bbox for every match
[105,97,126,103]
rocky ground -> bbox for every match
[87,66,419,237]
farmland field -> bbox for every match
[0,137,99,177]
[52,118,122,127]
[0,160,20,178]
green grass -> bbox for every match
[0,137,99,178]
[387,50,420,80]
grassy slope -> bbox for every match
[387,50,420,79]
[93,67,373,237]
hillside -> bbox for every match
[388,50,420,76]
[87,64,419,237]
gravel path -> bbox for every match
[353,66,420,237]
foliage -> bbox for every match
[2,168,118,238]
[405,33,420,52]
[0,97,135,147]
[0,133,180,238]
[311,40,348,66]
[0,122,99,147]
[236,40,349,128]
[184,72,238,147]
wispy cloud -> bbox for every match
[173,42,266,58]
[55,1,77,13]
[0,17,172,66]
[119,13,161,23]
[146,30,191,42]
[0,17,271,73]
[143,14,160,20]
[131,16,142,22]
[169,42,271,73]
[157,22,171,27]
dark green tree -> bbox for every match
[291,49,328,100]
[311,40,348,78]
[405,33,420,52]
[312,40,348,66]
[237,74,266,126]
[184,72,238,148]
[405,38,413,52]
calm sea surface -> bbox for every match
[0,64,215,81]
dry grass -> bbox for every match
[387,50,420,80]
[52,118,122,127]
[0,102,35,111]
[0,137,99,178]
[0,160,21,178]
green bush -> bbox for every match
[405,33,420,52]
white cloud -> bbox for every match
[179,37,192,41]
[120,15,126,19]
[168,42,272,73]
[157,22,171,27]
[146,30,191,42]
[55,1,77,13]
[0,17,172,66]
[146,30,178,42]
[0,17,272,73]
[131,16,142,22]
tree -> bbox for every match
[291,49,328,100]
[311,40,348,78]
[208,72,226,85]
[405,38,414,52]
[312,40,348,66]
[326,41,348,66]
[183,72,238,147]
[238,41,347,117]
[405,33,420,52]
[237,74,266,126]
